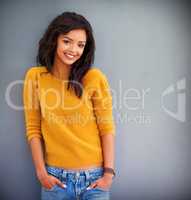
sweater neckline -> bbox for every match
[48,72,69,83]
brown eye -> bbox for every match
[63,40,69,44]
[79,44,85,48]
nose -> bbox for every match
[68,44,78,54]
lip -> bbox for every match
[64,53,76,59]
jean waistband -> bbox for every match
[45,164,103,180]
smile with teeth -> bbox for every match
[64,53,75,59]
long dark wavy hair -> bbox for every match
[36,12,95,98]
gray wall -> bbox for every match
[1,0,191,199]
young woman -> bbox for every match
[23,11,116,200]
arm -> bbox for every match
[23,69,65,189]
[23,68,47,177]
[90,70,116,169]
[29,137,65,189]
[89,133,115,189]
[29,137,47,178]
[100,134,115,177]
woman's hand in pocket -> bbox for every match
[37,171,66,190]
[88,173,113,190]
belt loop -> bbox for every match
[75,172,80,179]
[85,170,90,181]
[62,170,67,179]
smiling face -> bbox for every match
[54,29,87,66]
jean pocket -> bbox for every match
[90,173,103,181]
[42,178,67,191]
[42,184,57,192]
[95,186,110,192]
[87,175,110,192]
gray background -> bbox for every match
[0,0,191,199]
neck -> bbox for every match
[51,57,71,81]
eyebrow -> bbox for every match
[63,36,86,43]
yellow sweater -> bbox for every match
[23,66,115,168]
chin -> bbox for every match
[61,59,75,65]
[63,58,80,65]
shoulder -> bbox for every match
[83,67,107,83]
[24,66,47,79]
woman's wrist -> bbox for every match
[103,167,116,179]
[36,167,48,180]
[103,172,114,180]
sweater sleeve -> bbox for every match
[91,72,116,136]
[23,68,42,143]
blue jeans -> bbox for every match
[41,164,110,200]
